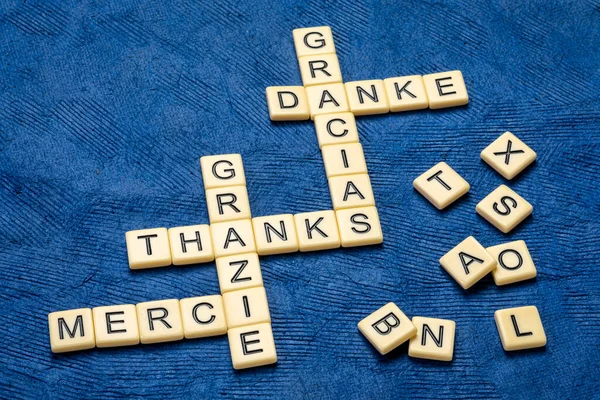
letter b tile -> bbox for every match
[358,302,416,355]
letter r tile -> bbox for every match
[358,302,416,355]
[413,162,470,210]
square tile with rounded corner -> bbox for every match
[439,236,496,290]
[136,299,184,344]
[495,306,546,351]
[336,206,383,247]
[358,302,416,355]
[423,70,468,109]
[126,227,172,270]
[413,162,469,210]
[481,132,536,180]
[168,224,214,266]
[294,210,341,252]
[252,214,299,255]
[200,154,246,189]
[180,295,227,339]
[314,112,359,149]
[476,185,533,233]
[48,308,96,353]
[265,86,310,121]
[228,322,277,370]
[408,316,456,361]
[210,219,257,258]
[216,252,263,293]
[487,240,537,286]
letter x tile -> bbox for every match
[481,132,536,180]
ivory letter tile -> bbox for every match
[206,185,252,224]
[252,214,299,255]
[180,295,227,339]
[294,210,341,252]
[336,206,383,247]
[487,240,537,286]
[200,154,246,190]
[481,131,537,180]
[495,306,546,351]
[345,80,390,116]
[358,302,416,355]
[136,299,184,344]
[306,83,350,120]
[168,224,214,266]
[48,308,95,353]
[439,236,496,290]
[223,286,271,329]
[314,112,359,149]
[126,227,172,270]
[384,75,429,112]
[322,143,368,178]
[413,162,470,210]
[423,70,469,109]
[329,174,375,210]
[93,304,139,348]
[299,53,343,87]
[228,322,277,370]
[210,219,256,258]
[408,316,456,361]
[216,252,263,293]
[265,86,310,121]
[293,26,335,57]
[476,185,533,233]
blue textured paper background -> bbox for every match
[1,0,599,398]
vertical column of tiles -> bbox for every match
[201,154,277,369]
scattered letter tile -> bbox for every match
[384,75,429,112]
[314,112,359,149]
[228,322,277,370]
[206,185,252,224]
[358,302,416,355]
[306,83,350,119]
[423,70,468,109]
[439,236,497,290]
[252,214,299,255]
[298,53,343,87]
[293,26,335,57]
[216,252,264,293]
[413,162,470,210]
[328,174,375,210]
[495,306,546,351]
[336,206,383,247]
[136,299,184,344]
[265,86,310,121]
[93,304,139,348]
[476,185,533,233]
[345,80,390,116]
[210,219,256,258]
[168,224,214,266]
[180,295,227,339]
[200,154,246,190]
[322,142,368,178]
[487,240,537,286]
[223,286,271,329]
[48,308,95,353]
[294,210,341,252]
[408,316,456,361]
[126,227,172,270]
[481,131,536,180]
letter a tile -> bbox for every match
[439,236,496,290]
[358,302,416,355]
[413,162,470,210]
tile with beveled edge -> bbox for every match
[223,286,271,329]
[476,185,533,233]
[252,214,299,256]
[179,295,227,339]
[265,86,310,121]
[408,316,456,361]
[345,80,390,116]
[336,206,383,247]
[294,210,340,252]
[306,83,350,120]
[329,174,375,210]
[206,185,251,224]
[384,75,429,112]
[487,240,537,286]
[439,236,497,290]
[136,299,184,344]
[413,162,469,210]
[126,227,171,270]
[210,219,256,258]
[168,224,214,266]
[200,154,246,190]
[216,252,263,293]
[314,112,359,149]
[423,70,468,109]
[293,26,335,57]
[481,131,536,180]
[495,306,546,351]
[358,302,416,355]
[93,304,139,348]
[228,322,277,370]
[48,308,95,353]
[322,142,368,178]
[298,53,342,86]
